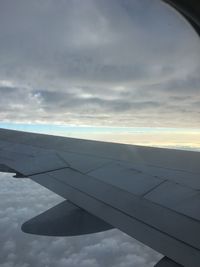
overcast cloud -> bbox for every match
[0,0,200,127]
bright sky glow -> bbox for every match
[1,122,200,151]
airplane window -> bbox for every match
[0,1,200,267]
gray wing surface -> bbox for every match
[0,128,200,267]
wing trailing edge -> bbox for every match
[21,200,113,236]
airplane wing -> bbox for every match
[0,128,200,267]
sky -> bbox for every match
[0,0,200,266]
[0,0,200,128]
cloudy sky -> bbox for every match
[0,0,200,266]
[0,0,200,128]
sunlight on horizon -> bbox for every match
[1,122,200,151]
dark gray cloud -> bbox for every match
[1,82,199,127]
[0,173,162,266]
[0,0,199,127]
